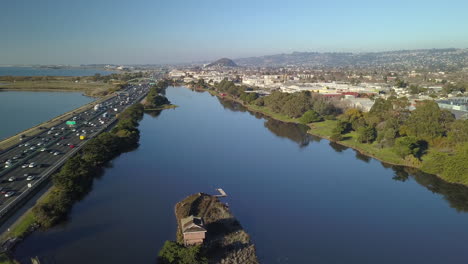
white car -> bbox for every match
[21,164,28,168]
[28,162,36,168]
[53,152,60,156]
[8,177,16,182]
[4,191,15,198]
[40,148,47,152]
[26,175,35,181]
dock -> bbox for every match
[215,188,227,197]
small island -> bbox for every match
[158,192,259,264]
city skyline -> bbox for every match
[1,0,468,65]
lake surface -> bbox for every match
[0,91,94,140]
[14,87,468,263]
[0,67,115,77]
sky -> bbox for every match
[1,0,468,65]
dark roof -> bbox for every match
[181,215,207,233]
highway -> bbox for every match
[0,83,149,217]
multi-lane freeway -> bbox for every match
[0,83,149,217]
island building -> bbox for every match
[181,215,207,246]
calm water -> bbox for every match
[14,87,468,263]
[0,67,115,77]
[0,91,94,140]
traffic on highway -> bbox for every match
[0,83,149,215]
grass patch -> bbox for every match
[309,120,338,137]
[0,80,116,97]
[0,253,16,264]
[8,211,35,238]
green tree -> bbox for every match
[158,241,207,264]
[393,136,427,159]
[356,125,377,143]
[299,110,322,124]
[404,101,454,141]
[448,120,468,145]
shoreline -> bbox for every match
[0,93,112,151]
[191,86,462,186]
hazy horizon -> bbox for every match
[2,0,468,65]
[1,47,468,66]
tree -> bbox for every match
[393,136,427,159]
[404,101,454,141]
[395,78,408,88]
[299,110,322,124]
[356,125,377,143]
[341,108,366,130]
[157,241,207,264]
[448,120,468,145]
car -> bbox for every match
[8,177,16,182]
[4,164,10,168]
[40,148,47,152]
[4,191,15,198]
[37,142,43,146]
[24,143,30,147]
[26,175,35,181]
[19,144,24,147]
[69,145,75,148]
[56,142,61,146]
[29,146,36,150]
[21,164,28,168]
[28,162,36,168]
[53,152,60,156]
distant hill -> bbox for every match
[206,58,238,68]
[233,48,468,70]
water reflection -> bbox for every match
[216,97,320,147]
[145,110,163,118]
[264,119,319,148]
[355,151,372,163]
[328,141,349,152]
[215,92,468,213]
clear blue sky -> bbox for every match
[1,0,468,65]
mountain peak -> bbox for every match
[206,58,238,68]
